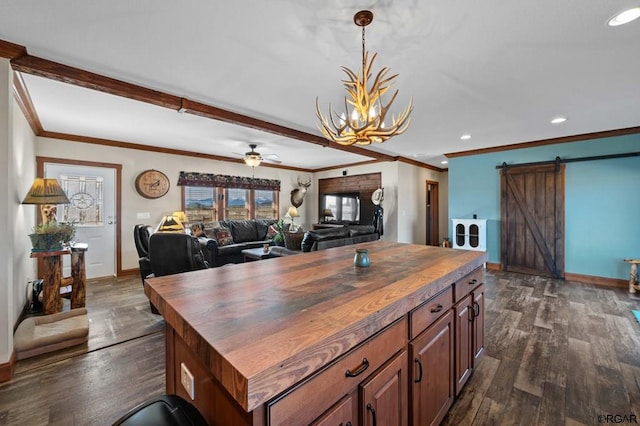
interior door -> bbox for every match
[500,163,565,278]
[425,181,439,246]
[45,163,116,279]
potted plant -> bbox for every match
[271,218,285,246]
[29,221,77,252]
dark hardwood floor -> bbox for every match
[443,271,640,426]
[0,275,165,425]
[1,270,639,425]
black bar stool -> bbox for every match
[112,394,207,426]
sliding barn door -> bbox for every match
[500,163,565,278]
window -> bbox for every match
[225,188,249,220]
[184,186,216,223]
[254,190,277,219]
[178,172,280,222]
[183,186,278,222]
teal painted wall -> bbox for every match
[449,134,640,280]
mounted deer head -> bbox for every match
[290,177,311,208]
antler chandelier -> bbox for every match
[316,10,413,146]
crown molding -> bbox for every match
[39,131,313,173]
[446,126,640,159]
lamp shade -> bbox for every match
[21,178,70,205]
[322,208,334,217]
[172,211,187,225]
[287,206,300,218]
[156,215,184,233]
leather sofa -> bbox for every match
[301,224,379,252]
[198,219,276,267]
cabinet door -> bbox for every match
[472,285,485,365]
[360,350,408,426]
[410,310,454,426]
[454,295,473,396]
[311,392,357,426]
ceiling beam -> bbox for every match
[9,50,398,163]
[0,39,27,60]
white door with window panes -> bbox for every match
[45,163,116,279]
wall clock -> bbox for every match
[135,169,170,199]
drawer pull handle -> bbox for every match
[414,358,423,383]
[474,301,480,317]
[367,403,377,426]
[345,358,369,378]
[469,278,478,285]
[430,304,444,313]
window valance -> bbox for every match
[177,172,281,191]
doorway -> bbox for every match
[38,157,122,279]
[425,180,439,246]
[500,163,565,278]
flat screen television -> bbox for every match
[321,193,360,223]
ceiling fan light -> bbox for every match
[243,144,262,167]
[244,154,261,167]
[608,7,640,26]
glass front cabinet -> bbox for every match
[452,219,487,252]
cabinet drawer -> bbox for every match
[267,317,408,426]
[454,267,484,303]
[410,286,453,339]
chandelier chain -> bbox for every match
[361,25,366,74]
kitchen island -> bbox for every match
[145,241,487,425]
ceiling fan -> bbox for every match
[234,144,282,167]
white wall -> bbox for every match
[0,60,37,365]
[396,162,446,244]
[36,137,311,271]
[314,162,399,241]
[0,59,11,365]
[313,161,446,244]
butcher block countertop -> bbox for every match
[144,241,487,412]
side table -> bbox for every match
[31,243,88,315]
[242,247,275,262]
[625,258,640,293]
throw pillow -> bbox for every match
[284,232,304,251]
[267,225,278,239]
[214,228,234,247]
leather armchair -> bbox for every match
[148,233,209,277]
[133,224,155,313]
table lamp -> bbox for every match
[286,206,299,225]
[156,213,185,233]
[322,208,334,222]
[21,178,70,224]
[172,211,187,226]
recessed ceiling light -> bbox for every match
[441,160,448,164]
[608,7,640,26]
[460,134,471,140]
[551,117,567,124]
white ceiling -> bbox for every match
[1,1,639,170]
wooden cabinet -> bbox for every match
[451,219,487,251]
[268,319,407,426]
[360,350,408,426]
[311,392,356,426]
[152,243,488,426]
[454,281,485,396]
[410,310,454,426]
